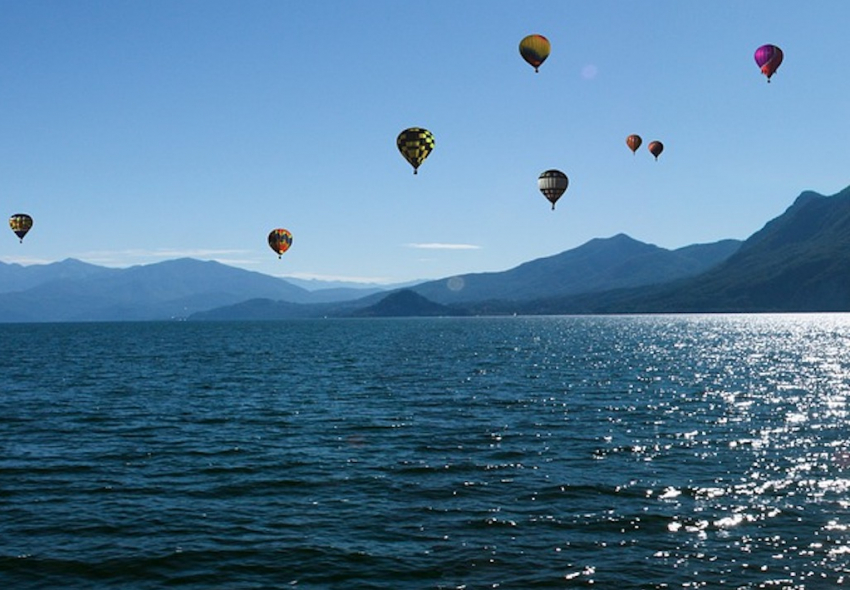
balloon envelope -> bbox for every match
[268,228,293,258]
[397,127,435,174]
[648,141,664,160]
[538,170,568,210]
[519,34,550,72]
[754,44,783,81]
[9,213,32,242]
[626,134,642,154]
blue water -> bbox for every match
[2,315,850,588]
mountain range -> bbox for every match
[2,185,850,322]
[0,258,380,322]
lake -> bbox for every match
[2,315,849,588]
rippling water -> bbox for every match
[2,315,850,588]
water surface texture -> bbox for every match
[2,315,850,588]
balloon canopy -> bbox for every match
[754,44,783,82]
[397,127,435,174]
[268,228,293,258]
[519,34,551,73]
[538,170,568,210]
[9,213,33,243]
[648,141,664,160]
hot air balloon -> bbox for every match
[754,44,783,82]
[519,34,550,73]
[397,127,435,174]
[626,134,642,155]
[9,214,32,243]
[648,141,664,160]
[538,170,568,210]
[268,228,293,259]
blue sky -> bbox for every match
[1,1,848,284]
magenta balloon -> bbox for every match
[754,44,779,68]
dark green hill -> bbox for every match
[352,289,465,317]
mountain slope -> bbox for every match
[5,184,850,321]
[351,289,465,317]
[0,258,315,322]
[517,186,850,313]
[661,187,850,311]
[0,258,116,294]
[411,234,741,304]
[186,234,743,321]
[187,298,331,321]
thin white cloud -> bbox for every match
[405,243,481,250]
[0,255,55,266]
[281,271,395,284]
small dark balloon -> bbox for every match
[648,141,664,160]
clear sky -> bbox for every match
[1,1,848,284]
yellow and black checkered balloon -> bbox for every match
[397,127,435,174]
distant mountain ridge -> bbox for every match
[0,258,382,322]
[187,234,744,321]
[5,184,850,321]
[0,258,115,294]
[409,234,741,304]
[616,186,850,312]
[499,186,850,314]
[0,258,309,322]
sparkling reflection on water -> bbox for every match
[598,314,850,587]
[1,314,850,588]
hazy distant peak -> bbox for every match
[147,257,217,267]
[53,258,105,268]
[579,233,660,255]
[590,233,639,244]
